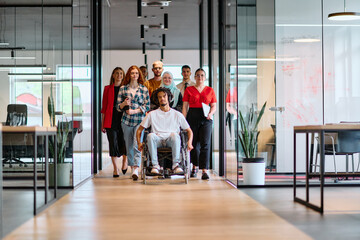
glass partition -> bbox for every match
[1,1,92,236]
[224,0,238,185]
[212,0,220,174]
[72,0,92,185]
[227,0,360,187]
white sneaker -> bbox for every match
[132,168,139,181]
[151,165,160,174]
[173,166,184,174]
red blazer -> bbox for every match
[101,84,116,129]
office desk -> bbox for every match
[2,126,57,215]
[293,124,360,213]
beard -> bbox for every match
[160,103,167,107]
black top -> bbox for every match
[111,86,123,130]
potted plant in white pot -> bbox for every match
[238,102,267,185]
[47,83,71,187]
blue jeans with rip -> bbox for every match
[121,123,141,167]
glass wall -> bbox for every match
[212,0,220,174]
[1,1,92,237]
[225,0,360,187]
[72,0,93,185]
[224,0,238,185]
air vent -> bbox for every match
[142,1,170,7]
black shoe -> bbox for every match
[201,172,209,180]
[190,169,198,178]
[113,169,120,178]
[122,168,128,175]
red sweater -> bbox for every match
[101,84,116,128]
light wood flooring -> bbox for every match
[4,165,312,240]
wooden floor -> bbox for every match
[4,166,311,240]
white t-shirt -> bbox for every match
[140,108,190,139]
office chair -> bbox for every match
[2,104,28,167]
[266,124,276,171]
[313,131,360,177]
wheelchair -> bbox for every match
[141,129,190,184]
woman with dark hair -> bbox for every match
[182,68,217,180]
[117,65,150,181]
[101,67,127,177]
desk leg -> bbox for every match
[33,134,37,215]
[293,132,297,199]
[54,134,57,198]
[319,130,324,213]
[45,135,48,204]
[309,133,315,173]
[306,133,309,202]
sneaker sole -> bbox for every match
[132,174,138,181]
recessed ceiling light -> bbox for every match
[294,38,320,43]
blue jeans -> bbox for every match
[147,132,181,169]
[121,123,141,167]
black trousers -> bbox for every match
[187,108,212,169]
[106,128,126,157]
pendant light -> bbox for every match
[164,13,168,30]
[137,0,142,18]
[140,25,144,40]
[328,0,360,21]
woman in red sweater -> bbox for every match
[182,68,217,180]
[101,67,127,177]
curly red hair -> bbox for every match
[121,65,145,87]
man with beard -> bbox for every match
[144,61,163,96]
[136,88,193,175]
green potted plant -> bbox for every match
[48,83,71,187]
[238,102,267,185]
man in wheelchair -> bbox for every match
[136,87,193,175]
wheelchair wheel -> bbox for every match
[143,168,147,184]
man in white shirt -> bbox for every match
[176,65,195,96]
[136,88,193,174]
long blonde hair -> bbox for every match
[109,67,125,85]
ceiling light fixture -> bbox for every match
[294,38,321,43]
[328,0,360,21]
[0,56,36,60]
[144,54,147,65]
[164,13,168,30]
[137,0,142,18]
[0,42,9,46]
[161,48,164,60]
[142,42,146,54]
[142,1,170,7]
[141,25,145,40]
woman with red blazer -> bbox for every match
[101,67,127,177]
